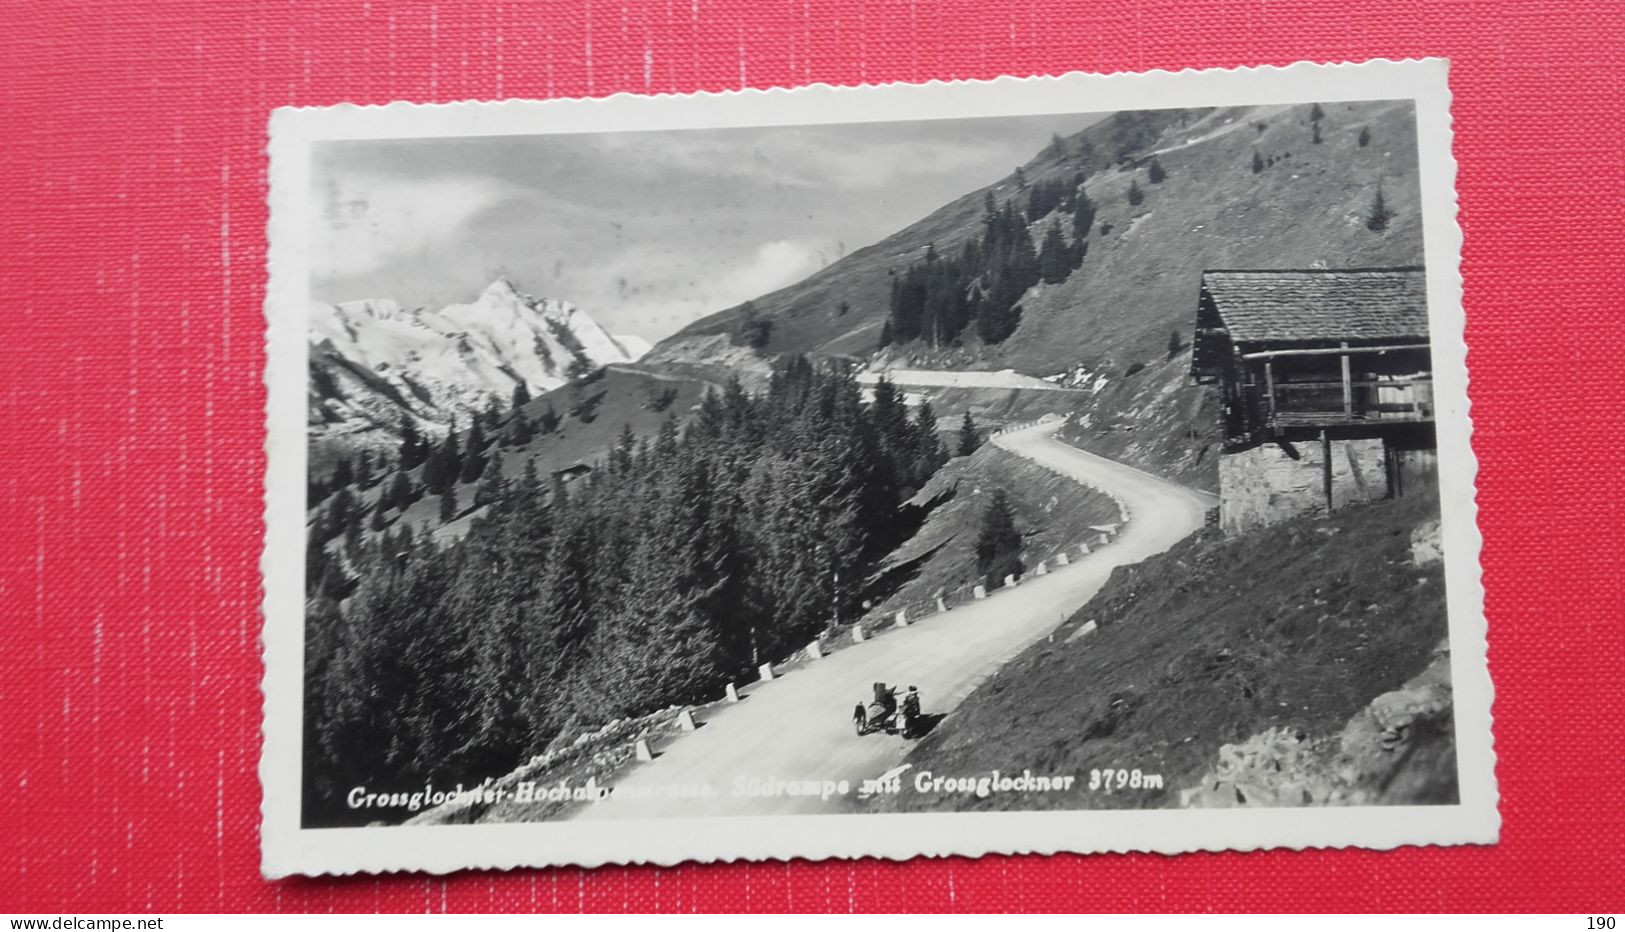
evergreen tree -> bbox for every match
[474,450,507,510]
[1365,182,1394,232]
[502,412,532,447]
[1310,102,1325,123]
[384,469,415,512]
[1312,121,1323,144]
[912,401,947,484]
[331,457,354,489]
[398,417,428,469]
[425,420,463,495]
[1358,126,1371,148]
[1251,149,1265,174]
[511,381,531,409]
[957,411,981,456]
[1127,179,1145,206]
[1046,133,1065,158]
[355,450,373,488]
[459,424,487,484]
[1014,165,1028,190]
[439,486,458,523]
[1070,192,1096,268]
[1148,157,1166,183]
[368,494,389,533]
[1167,328,1183,360]
[1038,218,1070,284]
[975,489,1023,590]
[538,404,561,434]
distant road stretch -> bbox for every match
[565,420,1216,820]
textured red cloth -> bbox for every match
[3,0,1622,913]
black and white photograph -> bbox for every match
[261,60,1495,876]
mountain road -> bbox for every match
[567,420,1216,820]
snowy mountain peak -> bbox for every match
[309,281,650,452]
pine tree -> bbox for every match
[1312,121,1323,144]
[1127,179,1144,206]
[1070,192,1096,267]
[511,382,531,410]
[1310,102,1325,123]
[474,450,507,510]
[502,412,532,447]
[1251,149,1265,174]
[1046,133,1065,158]
[1167,328,1183,360]
[957,411,981,456]
[424,421,462,495]
[1365,182,1394,232]
[385,470,415,512]
[355,450,373,488]
[538,404,561,434]
[1038,218,1070,284]
[1148,157,1166,183]
[439,486,458,523]
[331,457,354,489]
[912,401,947,484]
[399,417,427,469]
[369,495,389,532]
[459,424,487,484]
[1014,165,1028,190]
[975,489,1024,590]
[1358,126,1371,148]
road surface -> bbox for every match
[568,420,1216,820]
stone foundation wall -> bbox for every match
[1218,438,1387,536]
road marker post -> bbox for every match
[852,624,866,643]
[1055,551,1070,566]
[805,641,823,660]
[1003,573,1017,588]
[759,662,775,682]
[634,739,654,762]
[1035,560,1049,576]
[677,710,697,731]
[973,585,987,600]
[725,683,740,703]
[1079,541,1090,555]
[935,596,948,614]
[894,609,909,628]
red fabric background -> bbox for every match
[2,0,1622,913]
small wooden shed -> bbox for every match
[1191,267,1435,452]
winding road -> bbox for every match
[567,420,1216,820]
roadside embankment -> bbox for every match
[875,491,1451,813]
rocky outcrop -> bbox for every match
[1180,639,1457,807]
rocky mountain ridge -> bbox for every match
[308,278,648,460]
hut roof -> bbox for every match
[1200,267,1429,344]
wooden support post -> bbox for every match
[1264,361,1277,422]
[1320,430,1334,514]
[1340,341,1353,418]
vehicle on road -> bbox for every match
[853,683,922,738]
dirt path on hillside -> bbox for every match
[563,421,1216,820]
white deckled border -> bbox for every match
[262,57,1495,878]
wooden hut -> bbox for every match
[1190,267,1438,530]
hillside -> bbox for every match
[651,100,1424,483]
[872,493,1453,814]
[859,442,1120,628]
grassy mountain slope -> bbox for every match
[653,101,1423,484]
[859,442,1120,629]
[872,492,1450,813]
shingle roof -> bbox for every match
[1200,268,1429,343]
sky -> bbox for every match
[311,112,1103,342]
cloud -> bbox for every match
[314,172,512,284]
